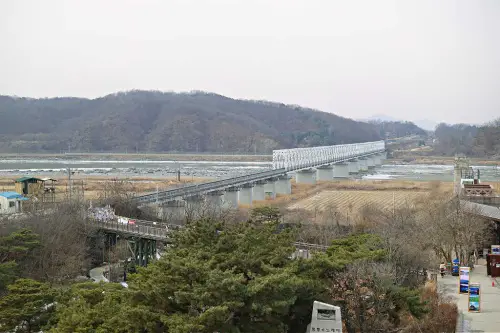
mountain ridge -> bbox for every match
[0,90,382,153]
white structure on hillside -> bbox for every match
[0,192,28,214]
[306,301,342,332]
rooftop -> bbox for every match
[461,200,500,222]
[15,176,43,183]
[0,191,29,200]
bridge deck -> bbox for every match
[134,148,385,204]
[95,220,170,241]
[93,219,329,251]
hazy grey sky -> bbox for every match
[1,0,499,124]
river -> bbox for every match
[0,158,499,182]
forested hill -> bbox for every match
[368,120,428,139]
[434,120,500,158]
[0,91,381,153]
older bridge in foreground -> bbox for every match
[93,218,329,266]
[93,199,500,267]
[133,141,387,218]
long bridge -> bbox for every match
[133,141,387,216]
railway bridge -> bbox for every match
[133,141,386,219]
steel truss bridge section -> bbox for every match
[134,141,385,204]
[272,140,385,171]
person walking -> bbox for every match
[440,262,446,277]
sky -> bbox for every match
[1,0,499,125]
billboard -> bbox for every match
[468,283,481,312]
[459,267,470,294]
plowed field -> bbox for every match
[288,190,427,212]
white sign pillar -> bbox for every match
[307,301,342,333]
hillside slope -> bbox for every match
[434,121,500,158]
[0,91,381,153]
[368,120,428,139]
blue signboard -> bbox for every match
[468,283,480,312]
[452,258,459,276]
[459,267,470,294]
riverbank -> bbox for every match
[0,152,272,162]
[390,155,500,166]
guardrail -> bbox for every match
[135,168,286,204]
[133,148,385,204]
[94,219,169,241]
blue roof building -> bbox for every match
[0,191,28,214]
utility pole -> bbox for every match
[67,167,72,202]
[156,185,159,218]
[108,236,112,282]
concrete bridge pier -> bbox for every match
[373,153,382,166]
[333,163,350,178]
[275,175,292,195]
[295,168,317,185]
[348,159,359,174]
[252,181,266,201]
[264,179,276,199]
[185,195,205,218]
[206,191,223,210]
[238,184,254,206]
[366,156,376,168]
[316,165,334,181]
[382,151,388,161]
[222,187,239,208]
[358,157,368,172]
[159,199,185,221]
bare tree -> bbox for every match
[15,200,97,283]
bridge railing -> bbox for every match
[92,219,169,239]
[294,242,329,251]
[135,168,284,203]
[92,218,331,253]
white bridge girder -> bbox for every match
[272,140,385,171]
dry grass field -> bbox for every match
[0,175,210,201]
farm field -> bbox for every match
[287,190,429,213]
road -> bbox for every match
[438,262,500,332]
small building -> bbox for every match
[14,176,44,196]
[0,191,28,214]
